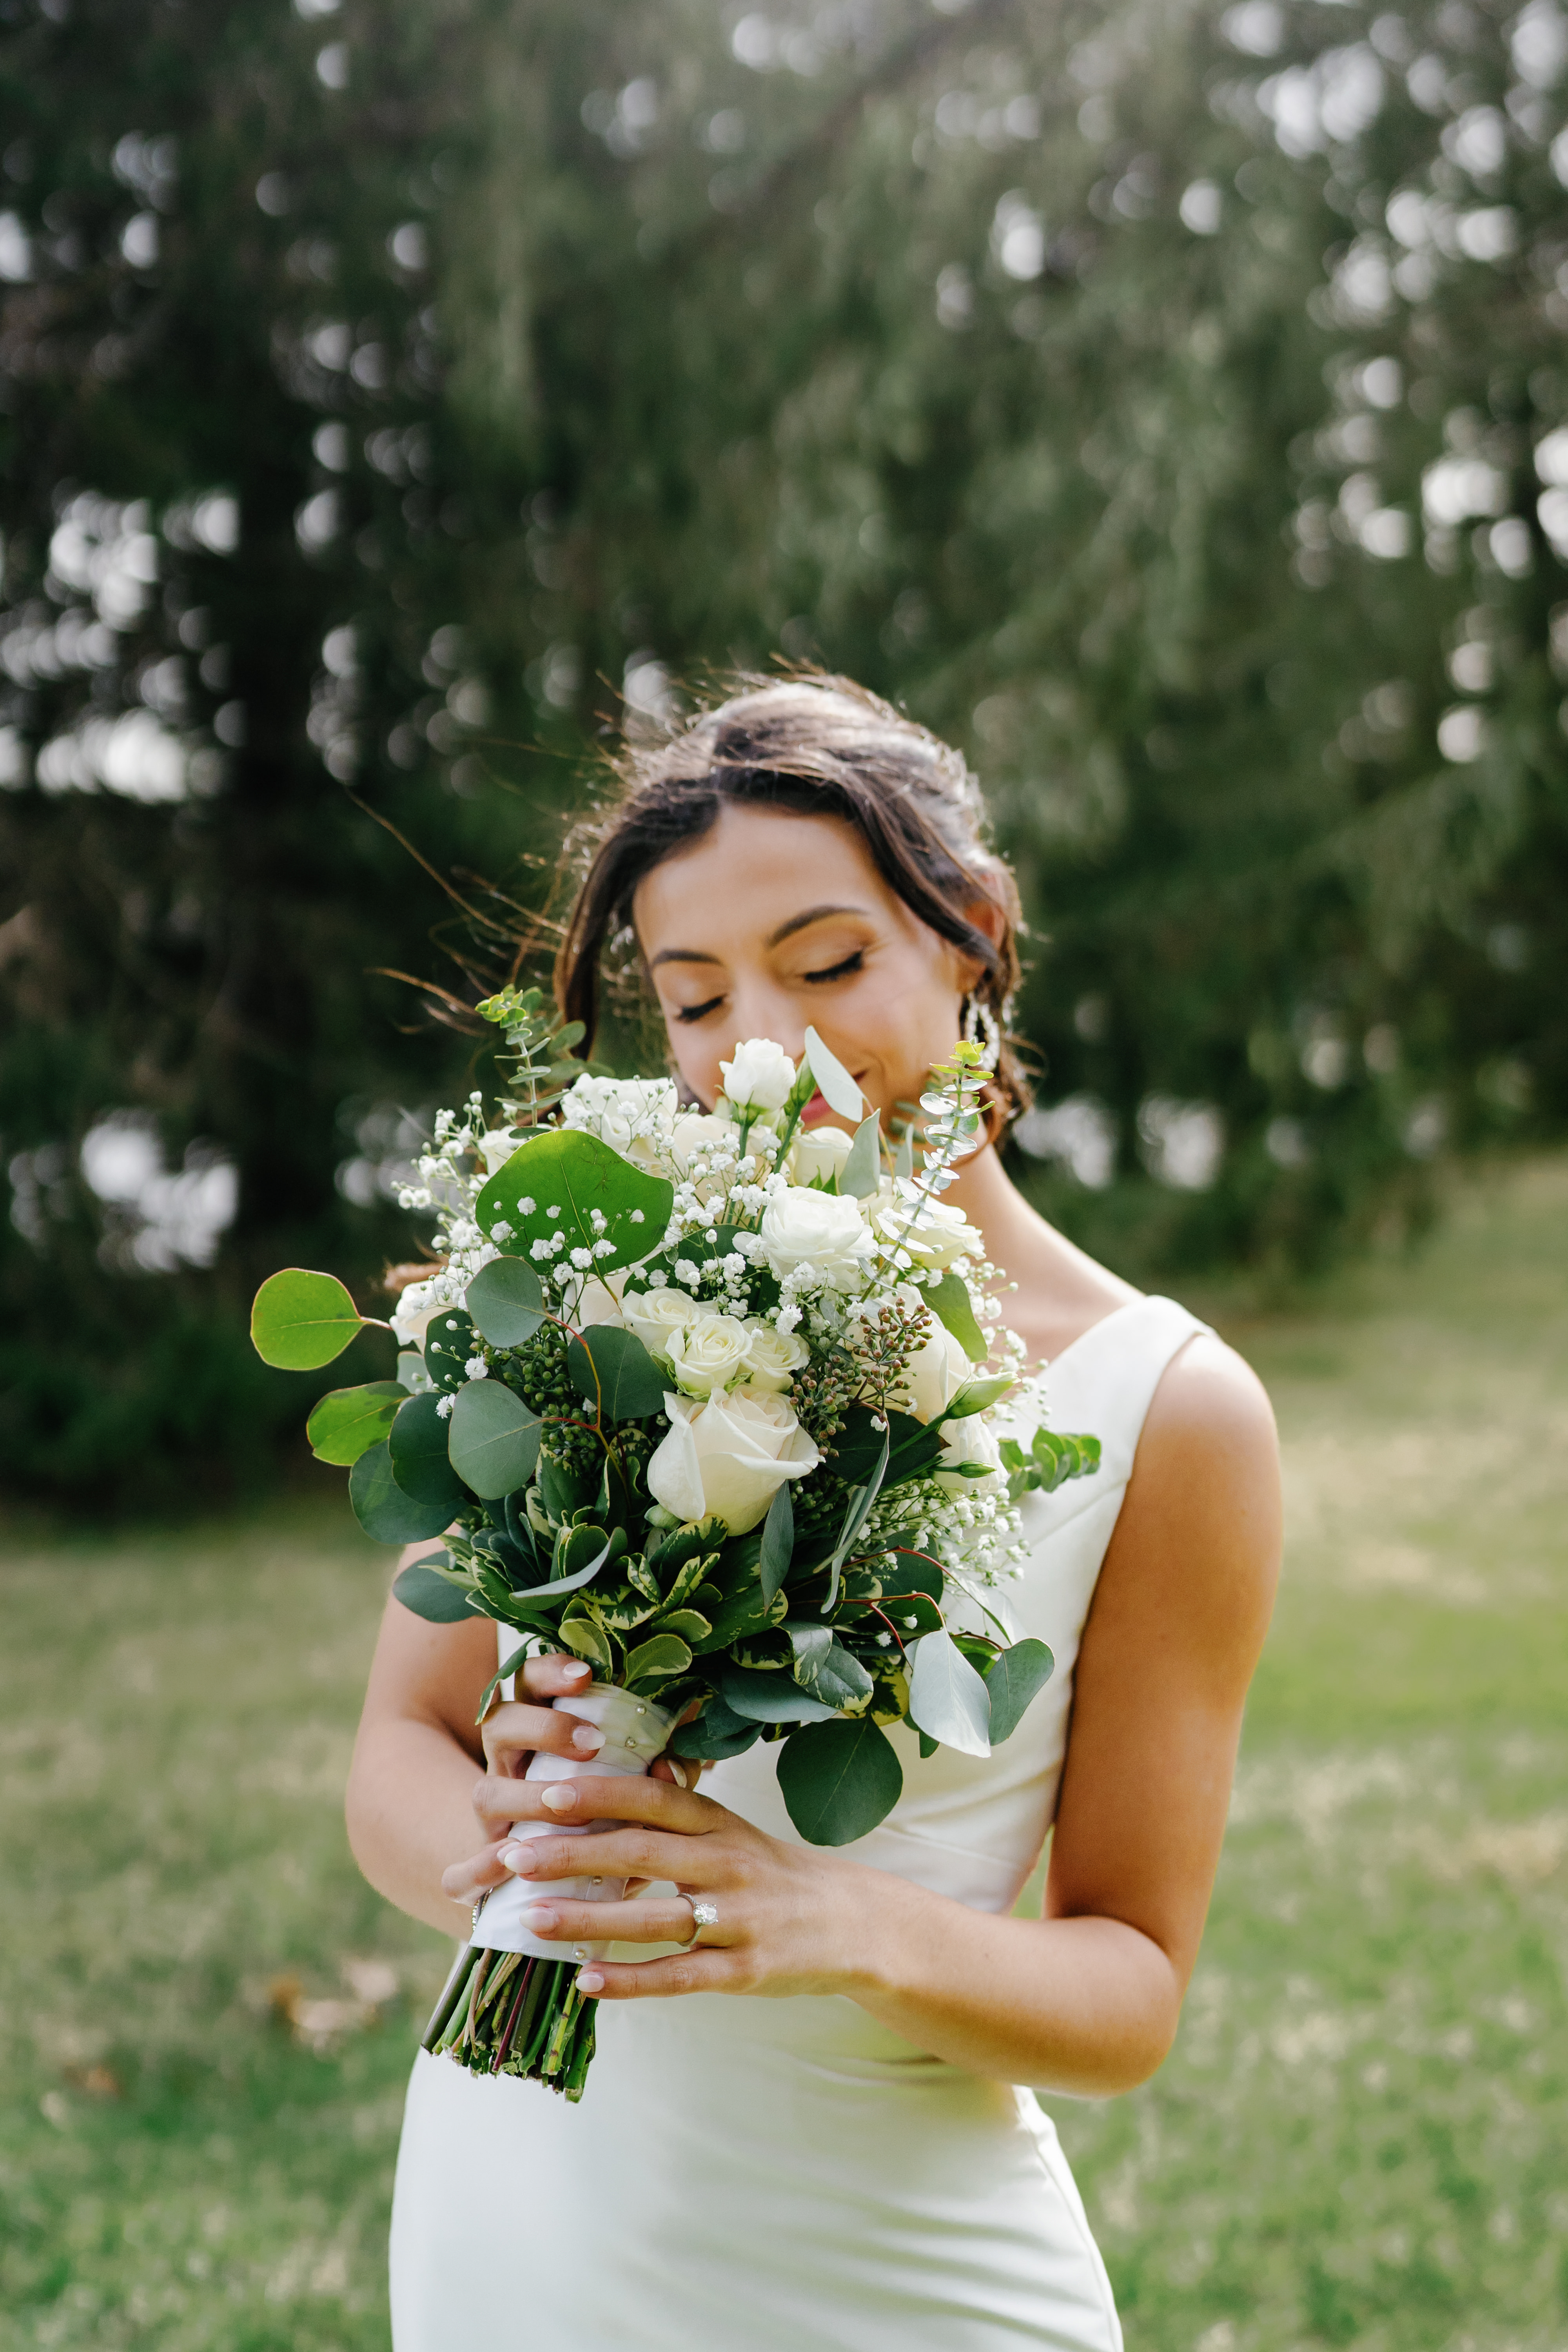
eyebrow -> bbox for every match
[648,904,871,972]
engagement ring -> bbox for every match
[680,1897,719,1946]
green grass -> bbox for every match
[2,1154,1564,2350]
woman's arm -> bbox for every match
[465,1333,1280,2094]
[345,1562,603,1938]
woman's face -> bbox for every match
[632,803,989,1132]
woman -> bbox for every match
[350,675,1281,2349]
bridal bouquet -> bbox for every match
[251,992,1098,2100]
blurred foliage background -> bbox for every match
[2,0,1566,1508]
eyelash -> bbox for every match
[671,950,864,1024]
[803,950,864,985]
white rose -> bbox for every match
[892,1301,969,1422]
[759,1186,876,1290]
[741,1316,810,1392]
[719,1037,797,1113]
[646,1385,821,1534]
[789,1124,854,1187]
[477,1126,523,1174]
[664,1314,754,1397]
[390,1278,441,1346]
[936,1411,1004,1495]
[563,1271,626,1330]
[621,1286,715,1358]
[875,1182,985,1270]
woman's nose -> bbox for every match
[724,982,804,1062]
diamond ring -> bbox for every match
[680,1897,719,1947]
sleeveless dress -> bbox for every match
[389,1295,1207,2350]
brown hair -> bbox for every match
[554,672,1032,1122]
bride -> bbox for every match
[348,673,1281,2349]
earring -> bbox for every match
[961,991,1001,1073]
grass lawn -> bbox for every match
[2,1152,1564,2350]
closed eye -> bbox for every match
[802,950,864,985]
[674,993,725,1025]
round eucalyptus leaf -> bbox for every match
[349,1442,455,1545]
[424,1310,477,1394]
[777,1716,903,1846]
[251,1268,363,1370]
[466,1256,546,1347]
[446,1379,542,1500]
[306,1380,405,1466]
[388,1392,467,1510]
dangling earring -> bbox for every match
[961,990,1001,1073]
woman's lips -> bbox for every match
[799,1083,864,1127]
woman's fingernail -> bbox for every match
[572,1726,605,1753]
[561,1660,591,1681]
[498,1844,537,1874]
[519,1906,557,1933]
[542,1784,577,1813]
[576,1969,605,1994]
[667,1760,689,1788]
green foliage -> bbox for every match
[924,1269,989,1364]
[387,1391,466,1510]
[776,1715,905,1846]
[305,1379,405,1466]
[444,1380,541,1499]
[564,1325,666,1419]
[907,1627,993,1756]
[391,1554,474,1622]
[347,1441,452,1544]
[984,1636,1056,1745]
[249,1271,365,1371]
[465,1257,545,1348]
[475,1130,674,1280]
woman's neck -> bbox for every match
[944,1143,1140,1365]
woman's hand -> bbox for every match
[438,1653,702,1915]
[458,1767,886,2002]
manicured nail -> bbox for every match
[571,1726,605,1753]
[519,1906,557,1933]
[542,1784,577,1813]
[561,1660,591,1680]
[667,1760,689,1788]
[498,1844,536,1874]
[575,1969,605,1994]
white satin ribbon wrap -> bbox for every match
[472,1684,675,1965]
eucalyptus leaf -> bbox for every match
[759,1480,794,1605]
[389,1392,467,1509]
[718,1662,840,1724]
[476,1128,672,1280]
[466,1256,545,1347]
[777,1716,904,1846]
[984,1637,1056,1744]
[838,1111,883,1200]
[391,1558,475,1624]
[907,1628,992,1758]
[802,1024,864,1118]
[446,1381,542,1499]
[250,1268,365,1370]
[566,1324,667,1420]
[669,1696,762,1762]
[924,1268,988,1365]
[424,1310,478,1394]
[306,1380,403,1465]
[348,1443,455,1545]
[397,1349,434,1396]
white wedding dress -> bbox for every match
[389,1294,1206,2350]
